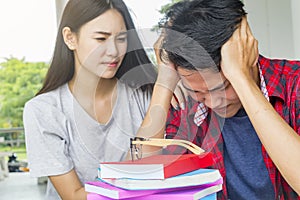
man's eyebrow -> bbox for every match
[181,82,204,93]
[180,71,196,77]
[182,80,228,93]
[209,80,229,91]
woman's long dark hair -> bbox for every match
[37,0,156,95]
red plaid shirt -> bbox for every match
[165,55,300,199]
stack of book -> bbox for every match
[85,153,222,200]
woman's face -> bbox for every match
[73,9,127,79]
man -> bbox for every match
[156,0,300,199]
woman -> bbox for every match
[23,0,171,199]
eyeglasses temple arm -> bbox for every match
[132,139,205,155]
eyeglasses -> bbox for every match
[130,137,205,161]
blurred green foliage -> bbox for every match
[0,57,48,128]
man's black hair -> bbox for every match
[160,0,246,71]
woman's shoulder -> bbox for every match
[118,79,153,95]
[117,80,153,111]
[25,84,70,110]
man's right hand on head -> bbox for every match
[220,17,259,82]
[154,29,180,92]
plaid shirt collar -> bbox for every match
[193,65,269,126]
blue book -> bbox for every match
[98,168,222,190]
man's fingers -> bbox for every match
[252,39,259,67]
[240,17,248,39]
[172,80,187,110]
[154,29,166,64]
[170,95,179,110]
[245,19,253,36]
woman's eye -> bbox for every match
[95,37,106,41]
[117,37,127,42]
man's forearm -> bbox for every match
[231,75,300,195]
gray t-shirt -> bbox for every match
[23,81,151,199]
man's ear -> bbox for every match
[62,27,77,50]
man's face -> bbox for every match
[177,67,242,118]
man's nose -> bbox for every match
[203,94,223,109]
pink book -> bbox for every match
[85,178,222,200]
[87,186,219,200]
[87,193,217,200]
[85,181,159,199]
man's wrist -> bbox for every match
[156,64,179,91]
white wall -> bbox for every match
[244,0,299,60]
[55,0,300,60]
[55,0,68,25]
[291,0,300,59]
